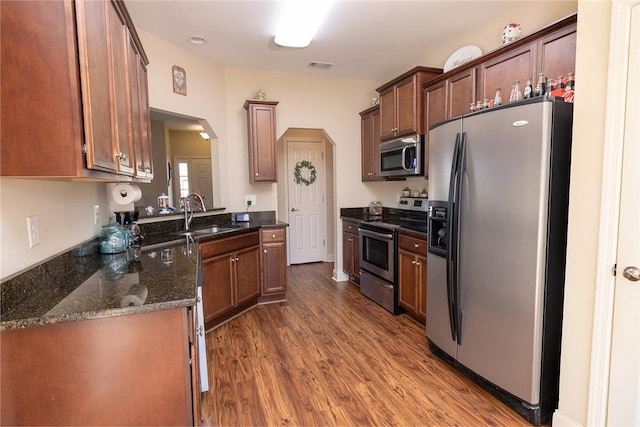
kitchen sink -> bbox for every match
[176,225,236,237]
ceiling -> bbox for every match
[125,0,527,83]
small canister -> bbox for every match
[98,223,128,254]
[158,193,170,209]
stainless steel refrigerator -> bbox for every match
[426,97,573,425]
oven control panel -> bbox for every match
[398,196,428,212]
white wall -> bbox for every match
[554,2,611,425]
[0,179,109,278]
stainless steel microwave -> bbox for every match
[379,134,424,177]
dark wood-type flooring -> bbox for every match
[200,262,532,426]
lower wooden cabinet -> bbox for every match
[1,309,197,425]
[398,234,427,324]
[200,231,261,330]
[259,227,288,303]
[342,219,360,284]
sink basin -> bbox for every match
[176,226,235,237]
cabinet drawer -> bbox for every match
[342,219,359,235]
[399,234,427,257]
[261,227,286,243]
[200,231,260,259]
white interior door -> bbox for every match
[287,141,326,264]
[173,157,213,208]
[607,2,640,425]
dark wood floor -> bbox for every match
[200,262,532,426]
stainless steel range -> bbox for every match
[359,196,428,313]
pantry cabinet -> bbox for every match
[259,227,288,303]
[200,231,261,330]
[244,100,279,183]
[377,67,442,141]
[360,106,383,182]
[342,219,360,285]
[398,234,428,324]
[0,0,151,181]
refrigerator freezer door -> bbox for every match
[426,118,462,357]
[455,101,553,404]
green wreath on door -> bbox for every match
[293,160,317,186]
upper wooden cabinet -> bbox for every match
[0,0,151,181]
[244,100,279,183]
[422,14,577,179]
[360,106,383,182]
[377,67,442,141]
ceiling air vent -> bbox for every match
[308,61,334,69]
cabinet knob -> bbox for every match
[255,173,259,176]
[368,172,373,176]
[115,152,127,162]
[272,234,276,238]
[414,243,420,248]
[264,249,268,253]
[235,257,240,262]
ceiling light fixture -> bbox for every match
[274,0,333,48]
[199,131,210,140]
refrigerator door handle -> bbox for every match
[452,132,467,344]
[446,133,461,341]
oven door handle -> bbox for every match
[358,228,394,241]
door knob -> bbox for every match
[291,208,299,212]
[623,266,640,282]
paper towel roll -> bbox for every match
[112,184,142,205]
[121,284,148,307]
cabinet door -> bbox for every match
[235,245,261,306]
[201,253,234,323]
[478,43,536,104]
[361,107,382,181]
[398,249,417,313]
[127,36,152,180]
[75,0,117,173]
[379,86,396,141]
[245,101,277,182]
[537,24,577,85]
[342,231,355,277]
[107,2,134,175]
[448,68,476,119]
[423,81,447,179]
[395,75,419,137]
[261,241,287,295]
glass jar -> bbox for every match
[98,223,128,254]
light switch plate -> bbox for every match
[93,205,100,224]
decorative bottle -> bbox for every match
[523,77,533,99]
[494,88,502,106]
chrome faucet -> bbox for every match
[181,193,207,230]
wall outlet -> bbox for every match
[93,205,100,224]
[26,215,40,248]
[245,195,256,206]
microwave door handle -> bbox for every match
[401,146,409,171]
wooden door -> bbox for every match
[447,68,476,119]
[395,75,419,137]
[234,245,261,306]
[537,23,577,87]
[398,249,418,313]
[75,0,117,173]
[261,241,287,295]
[245,101,278,182]
[478,43,536,104]
[342,231,356,277]
[379,86,396,140]
[423,81,447,180]
[201,253,234,323]
[107,2,134,175]
[361,107,382,181]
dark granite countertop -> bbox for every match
[1,211,287,331]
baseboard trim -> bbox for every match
[333,270,349,282]
[552,409,583,427]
